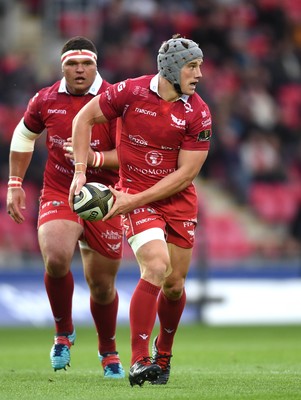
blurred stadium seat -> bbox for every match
[203,214,254,261]
[249,183,300,223]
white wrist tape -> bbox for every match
[8,176,23,189]
[10,118,41,152]
[92,151,104,168]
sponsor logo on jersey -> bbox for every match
[135,107,157,117]
[136,217,156,226]
[105,88,111,101]
[49,135,65,147]
[184,102,193,113]
[122,219,130,234]
[183,221,195,227]
[161,145,178,150]
[129,134,148,147]
[47,109,67,114]
[171,113,186,129]
[54,164,73,174]
[101,230,123,240]
[202,117,211,127]
[107,242,122,253]
[127,164,176,176]
[188,229,195,237]
[183,220,196,242]
[197,129,211,141]
[140,88,150,98]
[40,209,58,219]
[133,86,149,97]
[133,207,156,215]
[117,81,126,92]
[41,200,63,209]
[145,151,163,166]
[133,85,140,95]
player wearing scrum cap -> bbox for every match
[69,33,212,386]
[6,36,125,378]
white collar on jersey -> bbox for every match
[58,71,103,95]
[150,74,189,103]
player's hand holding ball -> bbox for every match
[73,182,114,221]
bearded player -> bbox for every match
[69,34,212,386]
[6,36,125,379]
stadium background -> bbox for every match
[1,0,301,326]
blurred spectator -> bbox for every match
[239,129,287,184]
[0,51,39,106]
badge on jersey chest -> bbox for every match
[145,150,163,166]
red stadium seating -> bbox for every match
[249,183,300,223]
[200,214,254,261]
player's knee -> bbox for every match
[165,287,183,300]
[44,253,71,277]
[163,278,185,300]
[89,280,115,304]
[141,261,168,286]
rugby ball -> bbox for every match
[73,182,113,221]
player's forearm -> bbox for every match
[9,151,33,180]
[72,119,92,172]
[72,97,108,172]
[102,149,119,169]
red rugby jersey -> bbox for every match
[99,74,212,192]
[23,73,119,194]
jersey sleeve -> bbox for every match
[98,80,130,121]
[23,90,46,133]
[182,99,212,151]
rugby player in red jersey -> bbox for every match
[69,34,212,386]
[6,37,125,378]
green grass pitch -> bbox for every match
[1,324,301,400]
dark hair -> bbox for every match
[61,36,97,55]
